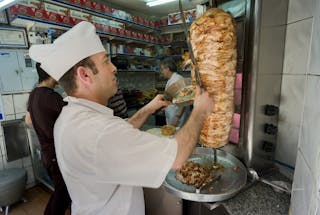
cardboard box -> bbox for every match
[19,0,41,8]
[68,0,81,6]
[34,8,46,19]
[80,0,93,9]
[9,5,34,17]
[69,9,91,21]
[168,9,196,25]
[44,3,69,16]
[57,15,72,25]
[91,2,103,12]
[45,11,59,22]
[132,16,139,23]
[124,29,131,37]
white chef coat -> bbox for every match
[165,72,189,127]
[54,96,177,215]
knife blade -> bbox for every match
[179,0,202,89]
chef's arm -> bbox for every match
[25,111,32,126]
[128,94,169,129]
[172,87,214,169]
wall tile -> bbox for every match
[309,189,319,215]
[316,151,320,203]
[287,0,313,23]
[291,151,314,215]
[22,156,32,167]
[1,94,14,115]
[4,114,15,121]
[16,113,26,119]
[0,155,4,170]
[0,136,5,156]
[13,93,29,114]
[283,18,313,75]
[5,158,23,169]
[259,25,286,75]
[25,166,35,185]
[261,0,288,26]
[309,9,320,75]
[276,120,299,167]
[299,76,320,177]
[278,75,306,125]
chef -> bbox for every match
[29,21,214,215]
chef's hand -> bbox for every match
[192,86,214,117]
[145,94,170,114]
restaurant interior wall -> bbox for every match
[279,0,320,214]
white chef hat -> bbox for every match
[29,21,106,80]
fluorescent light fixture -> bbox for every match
[0,0,21,10]
[146,0,177,7]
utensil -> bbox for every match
[178,0,202,88]
[195,174,221,194]
[164,78,194,106]
[248,168,291,194]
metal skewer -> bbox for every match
[178,0,202,89]
[212,149,221,170]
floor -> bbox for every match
[0,186,71,215]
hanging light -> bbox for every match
[146,0,177,7]
[0,0,22,10]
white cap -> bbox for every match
[29,21,106,80]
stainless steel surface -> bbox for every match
[163,147,247,202]
[144,186,182,215]
[2,120,30,162]
[179,0,202,88]
[195,174,221,194]
[248,168,291,194]
[241,0,288,170]
[26,125,54,191]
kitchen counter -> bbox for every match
[221,171,291,215]
[141,125,291,215]
[186,170,291,215]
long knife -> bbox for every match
[179,0,202,88]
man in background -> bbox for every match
[160,57,190,127]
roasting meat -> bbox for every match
[172,85,194,104]
[189,8,237,148]
[176,161,211,187]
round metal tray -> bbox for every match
[163,147,247,202]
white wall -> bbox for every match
[276,0,320,214]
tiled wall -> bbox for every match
[277,0,320,214]
[0,92,36,188]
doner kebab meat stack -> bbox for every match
[188,8,237,148]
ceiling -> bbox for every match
[99,0,209,19]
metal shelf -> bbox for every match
[10,15,160,46]
[118,69,158,72]
[112,54,158,59]
[50,0,158,32]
